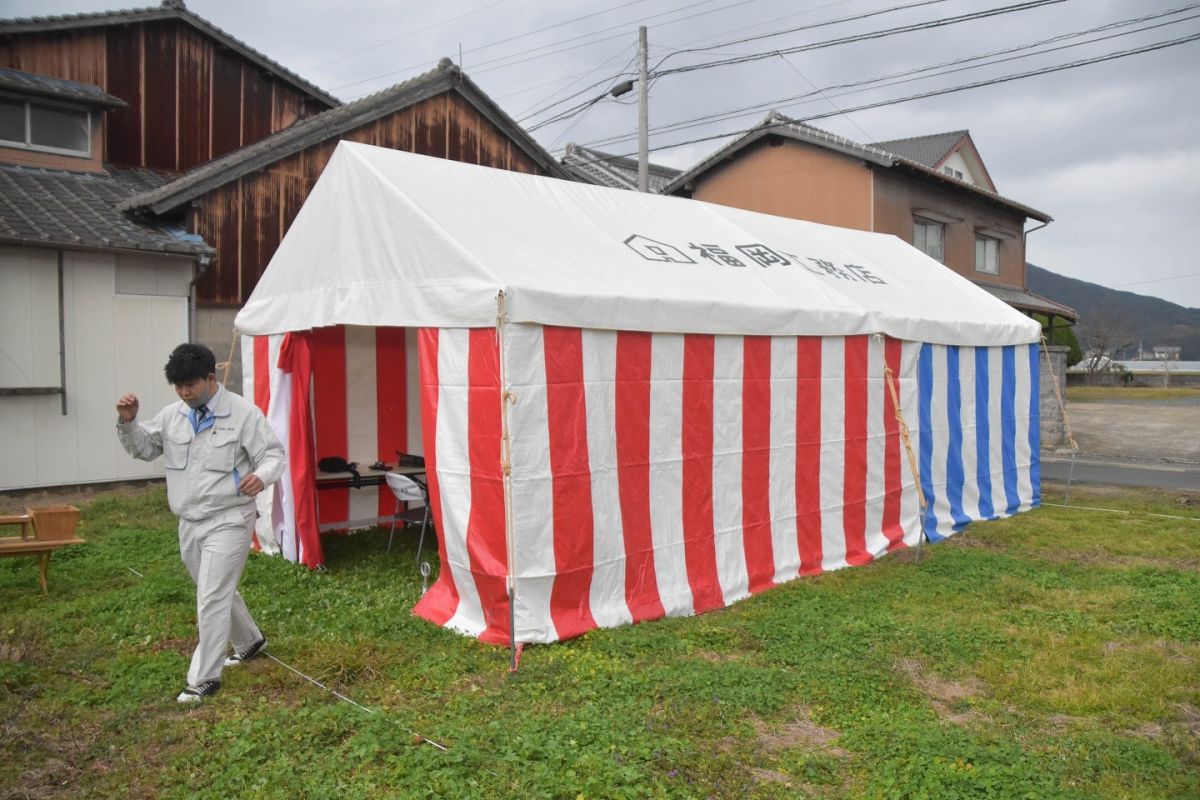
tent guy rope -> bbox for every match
[878,333,927,561]
[1041,334,1081,502]
[496,290,520,671]
[122,566,449,751]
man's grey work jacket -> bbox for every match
[117,386,285,522]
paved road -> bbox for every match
[1041,453,1200,491]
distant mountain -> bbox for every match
[1027,263,1200,360]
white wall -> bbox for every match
[0,246,192,490]
[941,151,976,185]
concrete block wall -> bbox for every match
[194,306,243,395]
[1040,345,1069,449]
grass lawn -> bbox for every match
[2,484,1198,799]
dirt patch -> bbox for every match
[753,706,848,757]
[1175,703,1200,737]
[692,649,742,664]
[947,532,1006,551]
[0,711,109,800]
[1132,722,1165,740]
[150,638,194,657]
[1101,639,1196,663]
[0,640,29,663]
[0,480,162,515]
[1065,401,1200,462]
[751,767,793,785]
[898,658,986,725]
[1044,713,1091,731]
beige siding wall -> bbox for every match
[0,245,191,490]
[687,139,874,231]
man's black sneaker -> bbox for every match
[224,636,267,667]
[176,680,220,703]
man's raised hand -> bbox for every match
[116,393,139,423]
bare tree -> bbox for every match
[1077,305,1135,374]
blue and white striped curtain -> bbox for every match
[917,343,1041,541]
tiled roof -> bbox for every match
[868,130,967,169]
[120,59,570,215]
[0,163,213,257]
[663,111,1050,222]
[561,143,681,192]
[971,280,1077,321]
[0,0,338,108]
[0,67,126,109]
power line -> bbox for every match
[655,0,1069,77]
[777,53,875,143]
[652,0,956,70]
[336,0,757,97]
[583,32,1200,162]
[528,52,641,133]
[301,0,518,73]
[461,0,765,80]
[573,5,1200,150]
[650,0,860,57]
[533,0,1072,137]
[331,0,652,92]
[1110,272,1200,289]
[503,42,637,110]
[525,0,954,126]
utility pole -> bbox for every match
[638,25,649,193]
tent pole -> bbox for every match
[496,291,519,669]
[879,334,928,563]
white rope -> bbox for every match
[1041,502,1130,514]
[263,653,449,750]
[876,333,928,560]
[496,291,520,669]
[220,328,239,385]
[1041,335,1078,452]
[123,567,450,751]
[264,652,375,714]
[1042,502,1199,522]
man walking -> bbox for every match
[117,343,284,703]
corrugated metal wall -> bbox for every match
[0,20,333,172]
[192,92,550,305]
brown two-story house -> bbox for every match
[663,111,1075,329]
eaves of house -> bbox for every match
[663,111,1051,224]
[0,162,213,258]
[0,0,340,109]
[119,58,571,216]
[561,142,681,193]
[0,67,127,108]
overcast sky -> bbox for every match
[5,0,1199,308]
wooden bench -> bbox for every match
[0,513,86,594]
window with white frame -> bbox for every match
[0,97,90,156]
[913,217,945,262]
[942,166,963,180]
[975,234,1000,274]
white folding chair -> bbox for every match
[385,472,431,563]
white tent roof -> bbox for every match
[236,141,1040,346]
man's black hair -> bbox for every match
[164,343,217,385]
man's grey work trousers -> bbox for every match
[178,507,263,686]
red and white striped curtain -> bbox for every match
[243,326,421,568]
[413,325,923,645]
